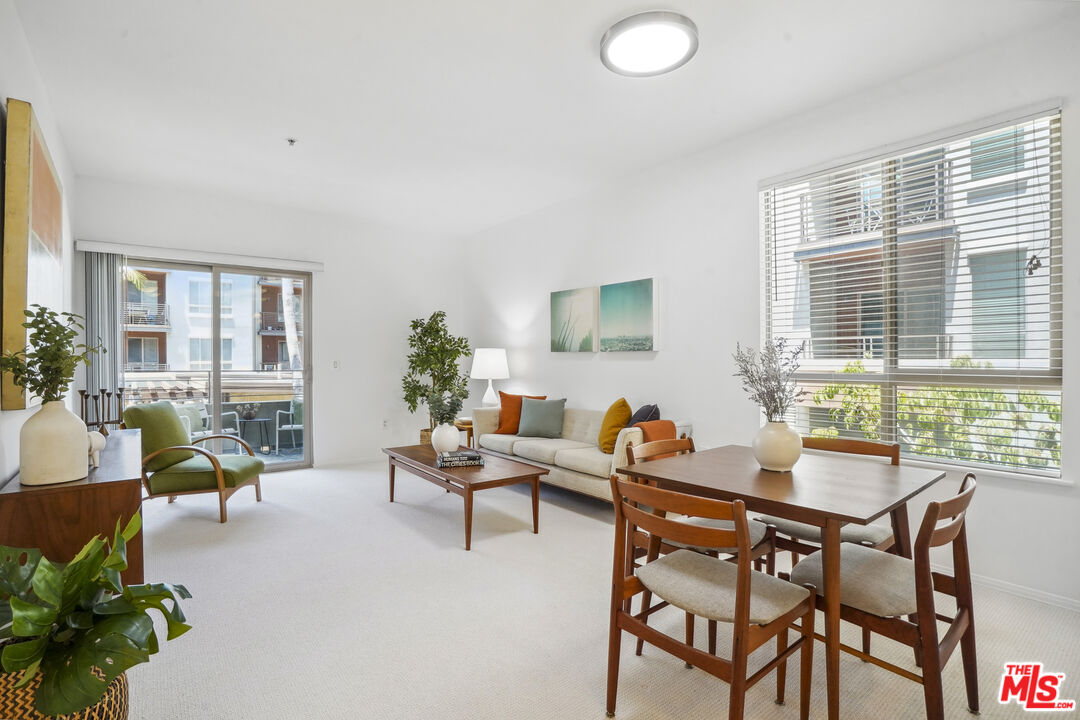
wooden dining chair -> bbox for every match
[756,436,899,654]
[623,438,777,658]
[788,474,979,720]
[607,477,816,720]
[759,436,901,561]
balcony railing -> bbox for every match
[804,334,954,360]
[125,362,169,371]
[124,302,170,327]
[258,312,303,334]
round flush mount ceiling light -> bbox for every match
[600,11,698,77]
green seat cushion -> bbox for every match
[123,402,195,471]
[148,454,265,495]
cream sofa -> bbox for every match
[472,407,692,502]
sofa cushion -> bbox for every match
[513,438,592,465]
[479,433,538,455]
[598,398,633,453]
[553,446,613,479]
[518,397,566,438]
[495,392,546,434]
[560,408,607,445]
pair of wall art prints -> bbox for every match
[550,278,657,353]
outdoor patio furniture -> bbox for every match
[276,397,303,454]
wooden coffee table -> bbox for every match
[382,445,549,550]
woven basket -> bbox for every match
[0,670,128,720]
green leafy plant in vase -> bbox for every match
[0,305,103,485]
[401,311,471,443]
[0,512,191,719]
[428,391,464,453]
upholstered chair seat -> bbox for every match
[758,515,894,547]
[638,549,811,625]
[789,543,918,617]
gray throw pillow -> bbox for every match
[517,397,567,438]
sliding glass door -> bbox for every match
[121,261,311,469]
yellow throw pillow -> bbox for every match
[598,398,632,454]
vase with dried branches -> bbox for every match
[733,337,808,471]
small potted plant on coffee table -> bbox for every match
[427,391,465,454]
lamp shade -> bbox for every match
[470,348,509,380]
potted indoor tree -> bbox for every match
[0,305,102,485]
[733,337,809,471]
[401,311,471,444]
[0,512,190,719]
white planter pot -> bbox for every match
[430,423,460,454]
[752,421,802,472]
[20,401,90,485]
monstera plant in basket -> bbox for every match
[0,512,190,719]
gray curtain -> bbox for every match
[83,251,124,425]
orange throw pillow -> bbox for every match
[495,392,547,434]
[634,420,678,459]
[598,398,633,454]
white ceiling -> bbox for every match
[14,0,1080,236]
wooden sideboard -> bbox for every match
[0,428,144,583]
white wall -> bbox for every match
[75,176,464,466]
[462,15,1080,605]
[0,0,77,479]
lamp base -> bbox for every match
[482,379,499,406]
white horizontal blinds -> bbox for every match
[762,113,1062,476]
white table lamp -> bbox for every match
[471,348,509,406]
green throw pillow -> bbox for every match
[122,401,195,471]
[517,397,566,438]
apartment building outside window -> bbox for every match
[761,112,1062,476]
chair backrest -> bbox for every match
[610,476,747,552]
[122,401,195,471]
[608,476,755,624]
[625,436,695,466]
[802,436,900,465]
[915,473,976,555]
[292,397,304,424]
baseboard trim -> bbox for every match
[932,562,1080,612]
[972,573,1080,613]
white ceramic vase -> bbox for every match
[20,401,90,485]
[430,423,460,454]
[752,421,802,472]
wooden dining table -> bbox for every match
[617,443,946,720]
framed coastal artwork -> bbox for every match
[599,278,658,352]
[2,99,65,409]
[550,286,598,352]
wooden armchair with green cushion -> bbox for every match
[123,401,264,523]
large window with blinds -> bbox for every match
[761,112,1062,476]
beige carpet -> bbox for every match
[128,464,1080,719]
